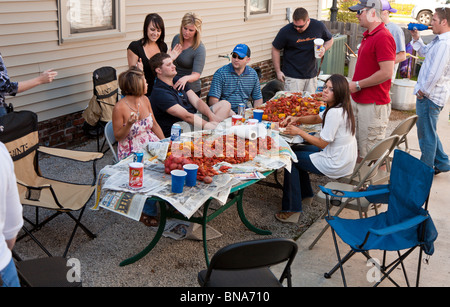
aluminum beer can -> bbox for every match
[238,103,245,117]
[170,124,181,142]
[133,152,144,163]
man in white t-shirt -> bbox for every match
[0,142,23,287]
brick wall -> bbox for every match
[38,59,277,149]
[38,111,90,148]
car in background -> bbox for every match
[411,1,450,25]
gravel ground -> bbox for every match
[13,111,407,287]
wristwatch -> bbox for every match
[355,81,361,91]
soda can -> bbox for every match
[238,103,246,117]
[133,152,143,163]
[170,124,181,142]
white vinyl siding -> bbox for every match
[1,0,319,122]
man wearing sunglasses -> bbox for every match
[208,44,263,114]
[348,0,396,159]
[272,7,333,93]
[409,7,450,174]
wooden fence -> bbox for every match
[322,20,413,56]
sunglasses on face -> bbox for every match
[356,8,369,15]
[293,20,308,29]
[231,53,245,60]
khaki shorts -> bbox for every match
[352,99,391,157]
[284,76,318,94]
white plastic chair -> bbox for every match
[104,121,118,163]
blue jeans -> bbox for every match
[416,97,450,171]
[0,106,7,117]
[281,145,324,212]
[142,199,157,216]
[0,258,20,287]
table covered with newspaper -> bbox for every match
[92,127,296,222]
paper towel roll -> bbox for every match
[230,123,266,140]
[231,125,257,140]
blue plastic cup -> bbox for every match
[171,170,187,193]
[183,164,199,187]
[253,109,264,122]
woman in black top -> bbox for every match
[127,13,181,97]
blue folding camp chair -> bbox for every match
[320,150,438,287]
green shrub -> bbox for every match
[336,0,359,23]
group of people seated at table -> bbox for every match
[112,12,357,226]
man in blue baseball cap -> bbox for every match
[208,44,263,113]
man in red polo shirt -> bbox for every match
[348,0,396,158]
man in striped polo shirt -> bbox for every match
[208,44,263,114]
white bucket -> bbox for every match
[347,54,357,79]
[391,79,417,111]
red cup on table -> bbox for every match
[232,115,243,126]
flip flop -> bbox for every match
[275,212,300,223]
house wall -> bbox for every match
[0,0,319,148]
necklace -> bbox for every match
[124,98,140,115]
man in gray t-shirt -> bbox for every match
[381,0,406,80]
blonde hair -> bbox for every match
[179,12,202,50]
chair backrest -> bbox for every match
[203,238,297,284]
[82,67,119,126]
[385,149,437,255]
[0,111,41,186]
[388,149,434,221]
[348,135,400,188]
[389,115,418,151]
[104,121,118,163]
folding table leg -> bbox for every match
[119,202,167,266]
[235,189,271,236]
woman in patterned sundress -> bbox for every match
[113,67,165,160]
[112,67,165,226]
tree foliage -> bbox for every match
[336,0,359,23]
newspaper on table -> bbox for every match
[92,129,296,224]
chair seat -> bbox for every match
[198,268,282,287]
[316,182,371,212]
[19,178,95,211]
[327,213,427,253]
[15,257,82,287]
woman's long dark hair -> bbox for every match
[141,13,166,49]
[322,74,356,135]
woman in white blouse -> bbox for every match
[276,74,357,223]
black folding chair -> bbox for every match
[198,238,298,287]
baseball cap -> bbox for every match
[349,0,382,12]
[380,0,397,13]
[232,44,251,58]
